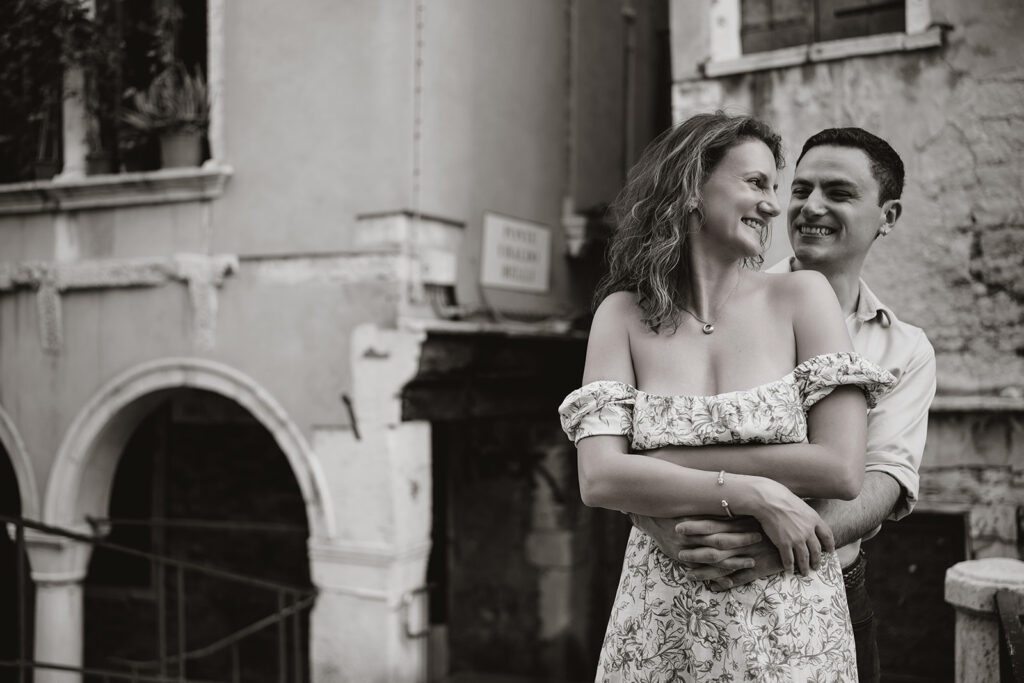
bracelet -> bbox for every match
[716,470,734,518]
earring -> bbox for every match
[879,226,891,237]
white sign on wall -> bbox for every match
[480,213,551,293]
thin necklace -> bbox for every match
[679,269,743,335]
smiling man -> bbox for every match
[633,127,937,682]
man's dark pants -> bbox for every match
[844,550,880,683]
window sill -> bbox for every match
[702,26,945,78]
[0,163,233,216]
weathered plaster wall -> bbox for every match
[212,0,415,256]
[0,253,399,505]
[419,0,571,316]
[419,0,668,318]
[672,0,1024,392]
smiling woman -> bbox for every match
[559,111,897,681]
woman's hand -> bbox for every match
[747,478,835,576]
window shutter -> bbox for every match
[818,0,905,42]
[740,0,815,53]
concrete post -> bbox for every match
[23,528,94,683]
[944,557,1024,683]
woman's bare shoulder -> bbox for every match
[762,269,834,310]
[593,290,642,324]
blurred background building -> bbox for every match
[0,0,1019,682]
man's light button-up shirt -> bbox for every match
[768,259,937,520]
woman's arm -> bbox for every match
[576,293,834,574]
[645,271,868,500]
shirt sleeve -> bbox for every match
[557,380,636,446]
[864,331,936,520]
[793,351,897,410]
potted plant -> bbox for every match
[0,0,97,181]
[121,62,209,168]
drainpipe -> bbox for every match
[622,0,637,180]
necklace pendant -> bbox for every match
[702,323,715,335]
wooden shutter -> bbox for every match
[818,0,905,42]
[741,0,815,53]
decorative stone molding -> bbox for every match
[0,253,238,352]
[245,253,404,286]
[44,357,335,541]
[0,404,40,520]
[21,526,95,584]
[355,210,464,319]
[0,165,233,215]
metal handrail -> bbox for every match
[0,659,225,683]
[4,514,315,683]
[3,515,315,594]
[88,516,308,535]
[110,594,315,669]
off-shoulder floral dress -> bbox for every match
[558,352,895,683]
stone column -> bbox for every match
[526,440,578,677]
[307,324,432,682]
[945,557,1024,683]
[23,528,94,683]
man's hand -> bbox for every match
[703,539,784,590]
[631,514,765,578]
[673,517,790,587]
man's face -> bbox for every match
[787,145,885,269]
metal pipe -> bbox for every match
[157,560,167,676]
[277,592,287,683]
[291,591,302,683]
[16,521,26,683]
[176,566,186,682]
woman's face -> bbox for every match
[696,139,781,258]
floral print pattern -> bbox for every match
[557,352,896,682]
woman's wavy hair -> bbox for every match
[594,111,784,333]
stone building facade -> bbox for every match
[0,0,668,681]
[1,0,1021,681]
[667,1,1023,678]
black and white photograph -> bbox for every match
[0,1,1021,681]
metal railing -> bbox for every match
[0,515,316,683]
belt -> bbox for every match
[842,549,867,589]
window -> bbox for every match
[704,0,943,78]
[741,0,905,54]
[0,0,230,214]
[92,0,210,174]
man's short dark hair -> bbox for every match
[796,127,905,204]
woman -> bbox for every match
[558,112,894,682]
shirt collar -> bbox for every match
[768,257,893,328]
[854,278,893,327]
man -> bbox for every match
[633,127,937,682]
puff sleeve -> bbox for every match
[793,351,896,410]
[557,381,636,446]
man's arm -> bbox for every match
[635,471,901,586]
[812,471,901,548]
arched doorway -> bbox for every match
[83,389,314,681]
[0,407,37,681]
[41,358,333,681]
[0,440,30,678]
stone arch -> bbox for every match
[43,357,334,540]
[0,404,40,520]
